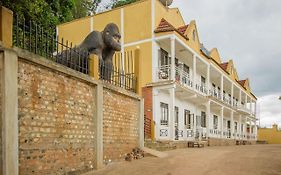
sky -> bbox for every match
[98,0,281,128]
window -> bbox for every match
[213,115,218,129]
[184,110,191,128]
[212,83,216,89]
[235,122,238,132]
[241,124,244,132]
[227,120,231,129]
[192,30,196,41]
[159,49,170,66]
[201,111,206,127]
[175,106,179,125]
[201,76,206,85]
[183,64,189,74]
[160,102,169,126]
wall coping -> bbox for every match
[2,46,141,100]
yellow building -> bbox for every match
[258,124,281,144]
[57,0,258,144]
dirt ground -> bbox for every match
[85,144,281,175]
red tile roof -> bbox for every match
[220,62,229,72]
[238,80,246,87]
[177,25,189,35]
[155,18,189,40]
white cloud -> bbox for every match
[258,93,281,128]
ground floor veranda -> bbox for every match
[149,83,257,142]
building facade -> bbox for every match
[57,0,258,144]
[258,124,281,144]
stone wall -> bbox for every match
[18,60,97,174]
[103,88,139,162]
[12,48,142,174]
[208,138,236,146]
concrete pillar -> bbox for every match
[139,98,144,148]
[220,75,224,101]
[1,49,19,175]
[169,87,175,140]
[0,6,13,48]
[94,83,103,169]
[220,107,224,138]
[89,54,99,80]
[134,48,141,94]
[206,101,211,138]
[193,55,196,90]
[170,37,175,81]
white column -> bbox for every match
[220,107,224,138]
[231,83,234,106]
[206,65,210,95]
[250,98,253,115]
[230,111,234,139]
[245,95,248,109]
[206,100,211,138]
[254,101,257,116]
[169,87,175,140]
[170,37,176,81]
[193,55,196,90]
[193,107,197,139]
[239,115,242,140]
[220,75,224,101]
[239,90,242,107]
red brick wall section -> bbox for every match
[103,88,139,162]
[18,61,96,175]
[0,56,2,175]
[142,87,153,139]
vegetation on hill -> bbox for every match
[0,0,102,27]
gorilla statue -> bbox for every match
[56,23,121,80]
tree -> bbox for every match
[112,0,139,9]
[72,0,102,19]
[0,0,103,26]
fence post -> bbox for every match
[94,83,103,169]
[139,98,144,148]
[0,49,19,175]
[134,47,141,94]
[89,54,99,80]
[0,6,13,48]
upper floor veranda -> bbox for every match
[150,34,257,117]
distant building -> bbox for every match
[57,0,258,145]
[258,124,281,144]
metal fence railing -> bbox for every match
[99,59,136,92]
[13,15,89,74]
[12,15,137,92]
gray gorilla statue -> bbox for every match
[57,23,121,80]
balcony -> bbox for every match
[154,65,193,89]
[209,89,221,101]
[195,84,208,95]
[237,104,251,114]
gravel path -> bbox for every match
[84,144,281,175]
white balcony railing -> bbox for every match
[175,66,193,88]
[195,84,208,95]
[154,65,193,89]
